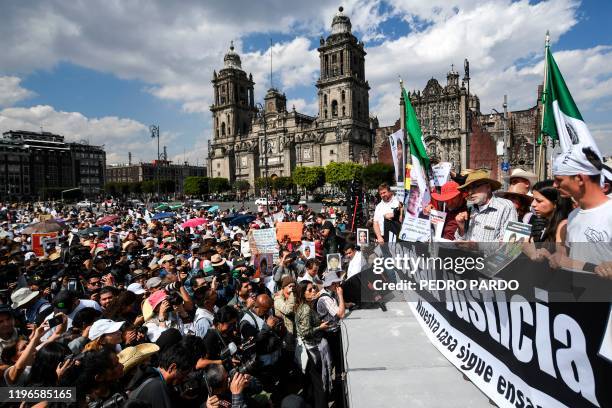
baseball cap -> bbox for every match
[127,282,146,295]
[52,291,76,313]
[88,319,125,340]
[323,272,342,288]
[145,277,162,289]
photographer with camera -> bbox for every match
[142,290,185,342]
[238,294,283,393]
[129,342,197,408]
[201,306,240,368]
[204,363,252,408]
[40,290,102,341]
[190,278,218,338]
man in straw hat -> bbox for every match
[545,147,612,278]
[504,168,538,194]
[455,169,517,241]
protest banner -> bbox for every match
[41,236,59,256]
[275,222,303,242]
[32,232,58,257]
[378,237,612,408]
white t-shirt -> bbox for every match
[41,299,103,341]
[374,196,400,238]
[566,198,612,264]
[347,251,367,280]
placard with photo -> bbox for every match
[356,228,369,247]
[299,241,316,259]
[326,253,342,272]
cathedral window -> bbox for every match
[341,91,345,102]
[331,100,338,117]
[342,106,346,117]
[221,122,226,136]
[357,102,362,119]
[324,95,328,106]
[242,122,248,135]
[324,109,328,119]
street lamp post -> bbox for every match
[255,103,270,213]
[150,125,160,199]
[491,94,509,187]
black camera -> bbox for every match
[88,392,127,408]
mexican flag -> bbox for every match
[402,87,431,216]
[541,46,601,156]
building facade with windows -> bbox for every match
[207,7,376,190]
[105,160,206,194]
[0,130,105,199]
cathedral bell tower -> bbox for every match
[209,42,256,180]
[316,7,370,125]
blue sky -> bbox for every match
[0,0,610,165]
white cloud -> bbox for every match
[286,98,318,116]
[0,105,153,163]
[0,76,35,107]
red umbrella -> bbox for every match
[96,215,119,226]
[181,218,208,229]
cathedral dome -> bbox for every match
[223,41,242,69]
[331,6,352,34]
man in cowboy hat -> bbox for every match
[504,168,538,194]
[455,169,517,242]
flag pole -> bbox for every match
[538,30,550,181]
[399,76,408,193]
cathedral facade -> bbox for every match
[207,8,374,190]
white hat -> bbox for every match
[127,282,146,295]
[323,272,342,288]
[298,274,313,284]
[88,319,124,340]
[504,168,538,186]
[160,254,175,263]
[24,252,37,261]
[11,287,39,309]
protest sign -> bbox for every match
[32,232,58,257]
[356,228,369,247]
[251,228,277,254]
[41,236,59,256]
[399,216,430,242]
[275,222,303,242]
[503,221,532,242]
[272,211,285,223]
[389,129,405,187]
[299,241,315,259]
[429,210,447,240]
[432,162,452,187]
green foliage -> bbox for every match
[233,179,250,192]
[292,166,325,191]
[325,162,363,191]
[208,177,230,193]
[361,163,395,189]
[255,177,270,190]
[184,176,209,196]
[271,176,294,192]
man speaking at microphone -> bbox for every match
[454,170,517,242]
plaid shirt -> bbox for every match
[455,196,517,242]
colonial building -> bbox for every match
[106,160,206,194]
[376,68,540,180]
[207,7,375,189]
[0,130,105,199]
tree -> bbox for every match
[104,182,118,195]
[325,162,363,191]
[233,179,250,196]
[130,182,143,195]
[255,177,271,190]
[292,166,325,193]
[209,177,230,194]
[271,176,294,192]
[361,163,395,189]
[184,176,208,196]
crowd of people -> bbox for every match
[0,198,370,408]
[0,147,611,408]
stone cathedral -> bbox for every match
[207,7,375,189]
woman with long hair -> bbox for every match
[26,342,70,387]
[294,281,331,408]
[531,180,573,243]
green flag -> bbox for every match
[540,46,601,156]
[402,88,431,169]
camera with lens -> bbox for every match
[220,338,258,377]
[88,392,127,408]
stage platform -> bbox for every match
[342,302,492,407]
